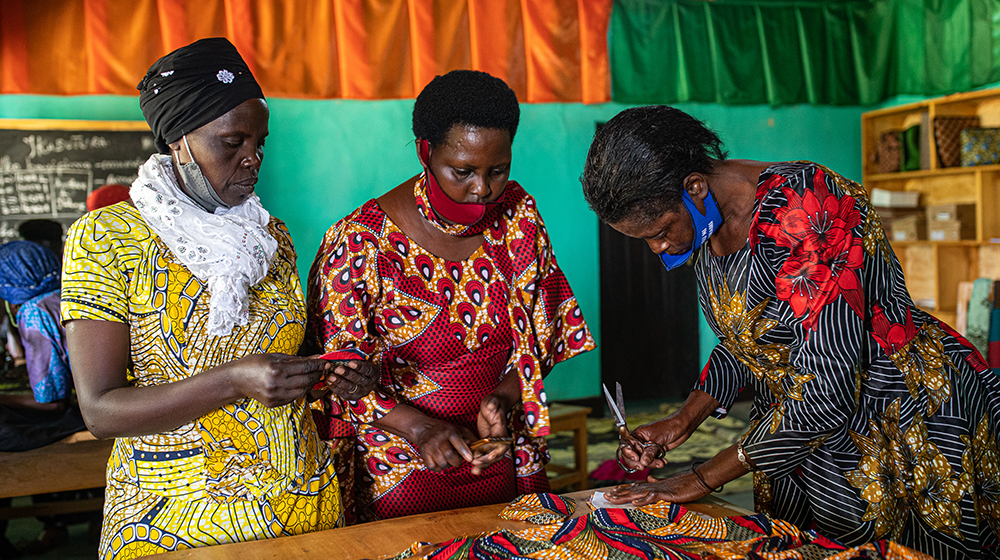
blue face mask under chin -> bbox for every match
[659,188,723,271]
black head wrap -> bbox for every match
[138,37,264,154]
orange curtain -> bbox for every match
[0,0,612,103]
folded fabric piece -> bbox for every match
[389,499,931,559]
[961,127,1000,166]
[968,278,993,357]
[989,281,1000,375]
[590,458,651,482]
[498,493,576,524]
[311,348,369,391]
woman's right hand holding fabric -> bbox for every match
[222,353,332,407]
[320,359,380,401]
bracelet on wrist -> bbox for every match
[690,461,724,493]
[737,441,756,472]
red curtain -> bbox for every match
[0,0,612,103]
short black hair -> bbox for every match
[412,70,519,147]
[581,106,727,226]
[18,219,64,256]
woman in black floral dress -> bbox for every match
[581,105,1000,559]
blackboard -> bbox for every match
[0,119,155,243]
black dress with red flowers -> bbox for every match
[695,161,1000,559]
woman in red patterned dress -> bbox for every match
[306,70,595,523]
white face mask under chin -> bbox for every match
[178,135,230,213]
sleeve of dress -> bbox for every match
[527,203,596,373]
[740,165,868,479]
[695,343,752,419]
[507,194,596,437]
[306,218,397,426]
[60,211,129,323]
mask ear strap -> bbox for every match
[182,135,196,165]
[417,139,430,168]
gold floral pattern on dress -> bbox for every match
[874,313,955,417]
[846,399,966,540]
[961,414,1000,535]
[752,469,774,517]
[708,279,810,431]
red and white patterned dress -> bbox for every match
[306,179,595,522]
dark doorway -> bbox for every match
[599,222,701,403]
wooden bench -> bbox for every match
[546,403,591,491]
[0,432,112,519]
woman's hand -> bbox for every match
[67,319,333,438]
[469,369,521,474]
[609,444,748,507]
[322,360,379,401]
[471,392,514,475]
[604,472,710,506]
[410,416,477,472]
[222,353,331,408]
[618,390,720,472]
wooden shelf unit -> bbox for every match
[862,88,1000,326]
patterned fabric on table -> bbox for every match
[61,202,342,560]
[389,501,932,559]
[16,290,72,403]
[498,492,575,524]
[306,179,595,523]
[695,162,1000,559]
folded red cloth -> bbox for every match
[590,458,650,482]
[312,348,369,389]
[320,348,368,362]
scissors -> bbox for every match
[602,382,666,473]
[468,437,513,451]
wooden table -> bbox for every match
[0,432,112,519]
[159,488,753,560]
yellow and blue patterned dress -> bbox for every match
[61,202,342,560]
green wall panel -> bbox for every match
[0,94,864,401]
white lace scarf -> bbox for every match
[130,154,278,337]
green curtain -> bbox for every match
[610,0,1000,106]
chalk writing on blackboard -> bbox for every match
[0,121,154,243]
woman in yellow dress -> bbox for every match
[61,38,374,559]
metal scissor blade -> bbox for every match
[602,383,627,427]
[615,382,626,421]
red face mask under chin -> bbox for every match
[419,139,495,226]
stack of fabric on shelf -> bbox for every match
[960,278,1000,375]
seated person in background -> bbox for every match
[307,70,596,523]
[0,240,82,434]
[3,219,67,375]
[86,184,131,212]
[61,38,375,559]
[0,240,96,559]
[18,219,64,259]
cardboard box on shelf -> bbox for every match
[890,214,925,241]
[925,203,975,223]
[870,188,920,208]
[928,220,962,241]
[874,207,922,233]
[925,203,976,240]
